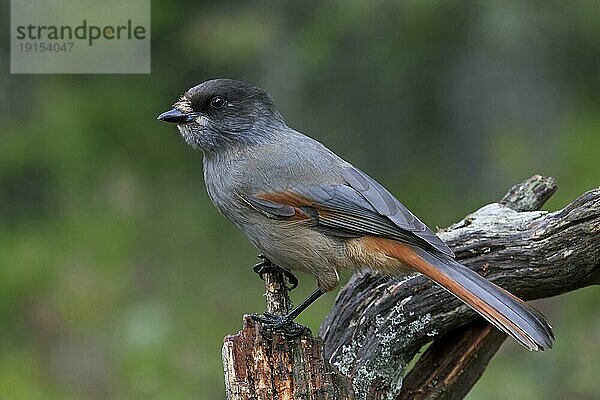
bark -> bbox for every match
[223,269,354,399]
[224,176,600,399]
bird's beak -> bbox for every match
[157,108,196,124]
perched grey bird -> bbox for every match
[158,79,554,350]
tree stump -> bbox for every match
[222,268,353,399]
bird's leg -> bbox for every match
[252,254,298,291]
[252,288,325,339]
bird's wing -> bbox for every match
[244,166,454,257]
[341,166,454,256]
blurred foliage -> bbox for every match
[1,1,599,399]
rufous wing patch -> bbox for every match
[250,191,317,222]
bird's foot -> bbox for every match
[251,312,308,339]
[253,255,298,291]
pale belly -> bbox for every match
[223,204,413,291]
[239,217,351,291]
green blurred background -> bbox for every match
[2,1,599,399]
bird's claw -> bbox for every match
[253,255,298,291]
[251,313,308,339]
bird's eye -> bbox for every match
[210,96,225,109]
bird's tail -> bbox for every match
[388,242,555,351]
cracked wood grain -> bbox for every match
[223,269,354,399]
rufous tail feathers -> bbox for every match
[365,237,554,351]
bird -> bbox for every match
[157,78,554,351]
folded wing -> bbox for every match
[245,166,452,256]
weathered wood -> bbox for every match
[319,176,599,399]
[499,174,558,211]
[398,319,506,400]
[223,176,600,399]
[223,269,354,399]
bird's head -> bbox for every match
[157,79,285,152]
